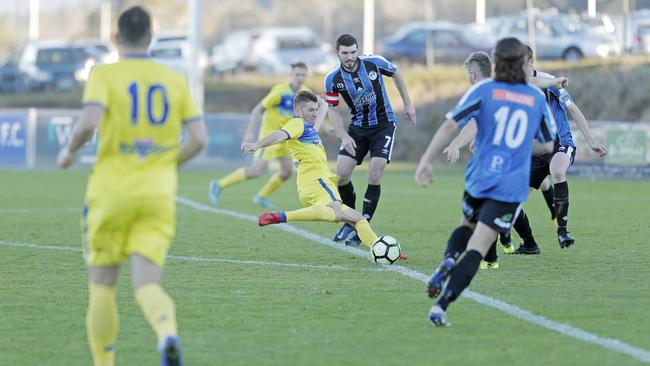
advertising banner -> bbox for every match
[0,112,28,167]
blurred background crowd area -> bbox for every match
[1,0,650,168]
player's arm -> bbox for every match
[243,103,265,143]
[566,103,608,157]
[178,118,208,166]
[533,103,559,156]
[532,139,555,155]
[415,119,459,187]
[57,104,103,169]
[391,70,416,126]
[528,76,569,89]
[313,96,329,132]
[242,130,288,155]
[443,120,477,165]
[326,107,356,155]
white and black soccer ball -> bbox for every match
[371,236,401,264]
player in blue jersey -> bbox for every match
[414,38,557,326]
[324,33,417,247]
[520,45,608,250]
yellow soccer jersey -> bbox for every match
[259,83,308,135]
[280,118,335,186]
[82,56,201,199]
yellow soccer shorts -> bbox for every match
[298,177,342,207]
[82,195,176,267]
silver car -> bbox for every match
[492,13,621,61]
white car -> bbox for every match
[148,35,208,76]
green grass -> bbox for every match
[1,168,649,365]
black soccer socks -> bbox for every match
[484,241,498,263]
[338,181,356,210]
[542,186,557,220]
[362,184,381,221]
[513,210,537,247]
[438,250,483,311]
[554,181,570,231]
[444,226,473,261]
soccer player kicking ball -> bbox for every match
[57,6,207,365]
[415,38,557,326]
[242,91,406,260]
[209,61,310,209]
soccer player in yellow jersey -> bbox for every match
[56,6,206,366]
[209,62,309,208]
[242,91,405,258]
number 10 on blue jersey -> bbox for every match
[128,82,170,126]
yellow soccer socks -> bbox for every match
[257,173,284,198]
[218,167,247,189]
[86,283,119,366]
[355,219,379,248]
[135,284,178,344]
[285,205,336,222]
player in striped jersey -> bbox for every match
[325,33,417,247]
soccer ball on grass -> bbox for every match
[371,236,401,264]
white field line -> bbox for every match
[0,208,80,213]
[0,241,384,273]
[176,196,650,364]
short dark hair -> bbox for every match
[464,51,492,78]
[290,60,308,70]
[493,37,527,84]
[118,6,151,45]
[335,34,358,50]
[524,45,534,60]
[294,90,318,106]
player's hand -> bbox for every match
[317,95,327,108]
[442,145,460,165]
[241,142,257,155]
[556,77,569,88]
[404,104,417,126]
[340,134,356,156]
[415,161,433,187]
[57,147,76,169]
[590,142,608,157]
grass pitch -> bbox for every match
[1,168,649,365]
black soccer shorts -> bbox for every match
[338,123,396,165]
[529,142,577,189]
[461,192,522,234]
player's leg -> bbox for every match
[258,178,338,225]
[549,150,575,248]
[512,209,541,254]
[209,157,268,205]
[480,241,499,269]
[539,177,557,226]
[346,124,394,246]
[330,201,378,248]
[128,198,183,365]
[83,200,128,366]
[333,130,366,242]
[427,193,479,299]
[430,200,519,326]
[254,156,293,208]
[87,266,120,366]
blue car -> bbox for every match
[0,41,95,93]
[377,22,493,65]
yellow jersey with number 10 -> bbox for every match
[82,56,201,199]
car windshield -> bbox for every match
[36,48,85,66]
[556,17,587,34]
[150,48,182,58]
[276,36,318,50]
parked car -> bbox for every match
[634,19,650,54]
[77,39,118,64]
[210,30,256,75]
[377,22,494,65]
[492,13,621,61]
[0,41,95,92]
[148,34,208,76]
[211,27,337,75]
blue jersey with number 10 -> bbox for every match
[446,79,557,203]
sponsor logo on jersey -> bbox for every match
[492,89,535,107]
[368,71,378,80]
